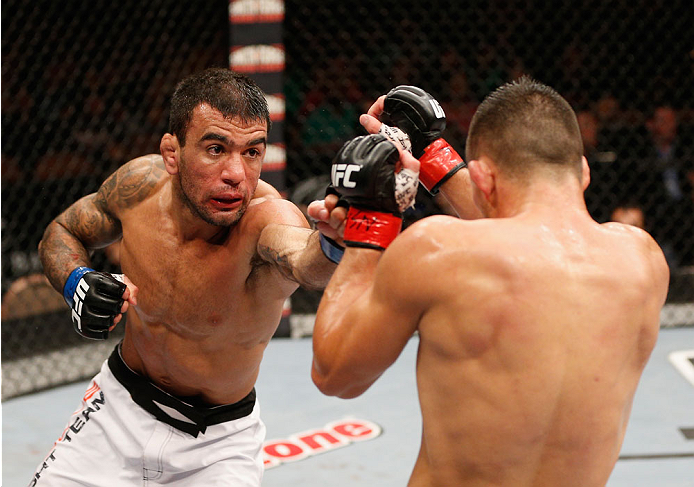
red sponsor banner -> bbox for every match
[230,44,285,73]
[266,93,285,122]
[263,143,286,172]
[229,0,284,24]
[263,418,382,469]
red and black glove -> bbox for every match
[383,85,466,194]
[331,134,405,250]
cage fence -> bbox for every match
[2,0,693,399]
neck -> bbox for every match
[490,175,589,220]
[166,180,231,242]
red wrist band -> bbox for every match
[419,138,466,194]
[343,207,402,250]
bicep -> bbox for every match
[54,155,166,248]
[54,166,127,248]
[54,192,122,249]
[256,200,311,260]
[365,247,424,340]
[255,200,313,277]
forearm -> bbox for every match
[438,168,483,220]
[258,226,338,290]
[312,248,381,397]
[292,230,339,290]
[39,221,93,293]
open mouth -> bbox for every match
[210,196,243,210]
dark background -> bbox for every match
[2,0,693,395]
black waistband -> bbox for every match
[107,343,256,438]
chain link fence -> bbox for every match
[3,0,693,399]
[1,0,230,398]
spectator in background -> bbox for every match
[645,106,692,202]
[641,105,694,267]
[594,94,649,162]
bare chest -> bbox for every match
[119,221,269,334]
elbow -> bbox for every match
[294,264,332,291]
[310,360,368,399]
[311,360,340,397]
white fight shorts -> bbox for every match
[29,344,266,486]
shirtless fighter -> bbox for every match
[309,78,670,486]
[33,68,343,486]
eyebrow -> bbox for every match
[247,137,267,147]
[200,133,266,147]
[200,132,229,145]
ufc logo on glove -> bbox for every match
[429,99,445,119]
[71,279,91,329]
[62,267,127,339]
[331,163,361,189]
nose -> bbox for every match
[220,154,246,186]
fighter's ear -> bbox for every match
[581,156,591,191]
[160,133,180,175]
[467,157,495,200]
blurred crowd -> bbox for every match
[2,0,693,314]
[286,47,694,273]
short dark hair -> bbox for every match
[169,68,271,146]
[465,76,583,178]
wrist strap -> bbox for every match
[343,207,402,250]
[319,233,345,264]
[63,267,94,307]
[419,138,467,194]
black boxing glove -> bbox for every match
[62,267,127,339]
[331,134,418,250]
[383,85,466,194]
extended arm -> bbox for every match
[256,199,339,290]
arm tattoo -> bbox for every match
[256,228,334,289]
[257,243,300,284]
[39,222,92,292]
[40,155,166,291]
[98,154,166,211]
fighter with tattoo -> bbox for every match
[32,69,346,486]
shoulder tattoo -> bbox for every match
[96,155,167,212]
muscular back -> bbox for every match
[395,214,668,487]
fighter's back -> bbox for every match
[401,212,669,487]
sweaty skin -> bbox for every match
[40,104,335,405]
[311,162,669,486]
